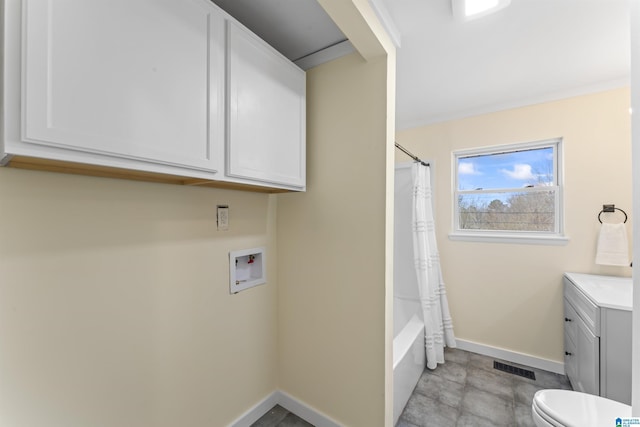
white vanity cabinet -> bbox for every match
[563,273,632,405]
[1,0,306,191]
[225,21,306,189]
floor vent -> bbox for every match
[493,361,536,380]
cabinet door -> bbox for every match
[22,0,224,172]
[574,314,600,395]
[563,300,578,386]
[564,331,577,385]
[226,21,306,188]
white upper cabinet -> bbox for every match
[226,21,306,189]
[19,0,224,173]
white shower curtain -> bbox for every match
[412,162,456,369]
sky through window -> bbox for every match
[457,147,554,191]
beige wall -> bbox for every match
[275,2,395,426]
[0,168,278,427]
[396,87,632,363]
[277,51,391,426]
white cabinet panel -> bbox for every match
[21,0,224,172]
[600,307,632,404]
[226,21,306,189]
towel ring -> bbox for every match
[598,206,628,224]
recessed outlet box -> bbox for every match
[229,247,266,294]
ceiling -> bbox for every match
[212,0,631,130]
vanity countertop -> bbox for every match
[564,272,632,311]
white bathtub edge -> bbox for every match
[393,314,424,370]
[456,338,565,375]
[393,314,426,426]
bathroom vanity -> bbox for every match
[563,273,632,405]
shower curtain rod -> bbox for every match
[395,142,430,167]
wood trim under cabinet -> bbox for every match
[5,156,291,193]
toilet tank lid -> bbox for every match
[534,390,631,427]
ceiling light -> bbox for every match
[452,0,511,21]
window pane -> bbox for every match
[458,147,554,191]
[458,191,555,232]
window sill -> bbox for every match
[448,232,569,246]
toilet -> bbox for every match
[532,390,631,427]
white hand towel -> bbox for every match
[595,222,629,266]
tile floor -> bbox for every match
[397,347,572,427]
[250,405,312,427]
[251,348,572,427]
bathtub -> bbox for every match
[393,164,426,425]
[393,314,425,425]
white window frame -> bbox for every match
[449,138,568,245]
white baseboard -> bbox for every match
[277,390,342,427]
[228,392,280,427]
[455,338,565,375]
[228,390,342,427]
[229,339,565,427]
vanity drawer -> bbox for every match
[563,299,578,344]
[564,277,600,336]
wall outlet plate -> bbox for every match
[217,205,229,231]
